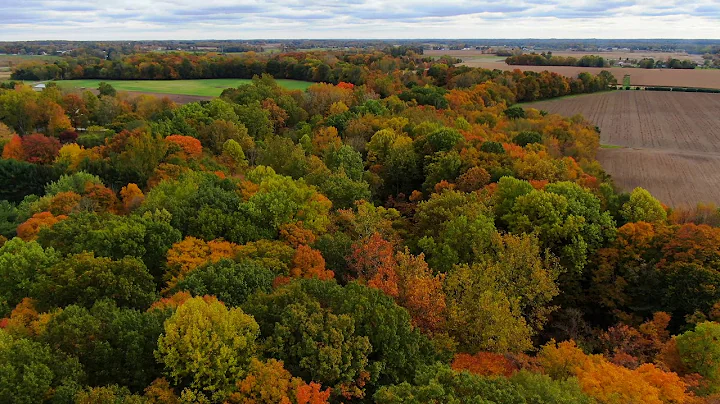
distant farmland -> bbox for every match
[55,78,314,97]
[0,54,61,68]
[468,63,720,90]
[525,91,720,206]
[423,51,720,90]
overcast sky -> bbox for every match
[1,0,719,40]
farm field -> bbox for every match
[462,61,720,89]
[425,50,720,89]
[525,91,720,206]
[425,49,703,62]
[0,54,60,68]
[55,78,314,97]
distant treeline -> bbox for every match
[506,53,609,67]
[11,49,616,103]
[636,58,697,69]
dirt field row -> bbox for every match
[526,91,720,206]
[526,91,720,152]
[597,148,720,206]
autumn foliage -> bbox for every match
[2,49,720,403]
[165,135,203,158]
[451,352,518,377]
[16,211,68,241]
[165,237,239,286]
[120,183,145,213]
[229,358,331,404]
[289,245,334,280]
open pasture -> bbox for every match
[525,91,720,206]
[55,78,313,97]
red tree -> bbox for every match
[22,133,61,164]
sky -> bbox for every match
[1,0,719,40]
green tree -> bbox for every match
[445,262,534,353]
[40,300,170,391]
[620,187,667,223]
[0,159,60,203]
[493,176,534,220]
[0,200,18,238]
[422,151,463,193]
[0,329,85,404]
[414,190,495,271]
[323,144,365,181]
[31,253,156,311]
[0,238,60,316]
[675,321,720,392]
[246,280,437,395]
[246,284,371,399]
[510,371,592,404]
[156,296,259,401]
[424,127,464,154]
[45,172,104,196]
[503,182,615,274]
[302,280,438,389]
[374,364,526,404]
[37,211,181,280]
[98,82,117,97]
[234,101,273,140]
[174,259,274,307]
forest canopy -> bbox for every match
[0,49,717,403]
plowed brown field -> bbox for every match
[469,63,720,89]
[525,91,720,206]
[425,50,720,89]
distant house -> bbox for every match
[32,83,46,92]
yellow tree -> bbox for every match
[156,296,259,401]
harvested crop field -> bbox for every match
[463,62,720,90]
[525,91,720,206]
[425,49,703,62]
[428,50,720,89]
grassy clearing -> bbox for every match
[54,78,314,96]
[600,144,625,149]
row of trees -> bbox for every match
[11,50,616,103]
[637,58,698,69]
[0,55,718,403]
[505,53,609,68]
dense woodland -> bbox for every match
[1,51,719,403]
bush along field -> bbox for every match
[0,49,719,403]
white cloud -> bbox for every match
[0,0,718,39]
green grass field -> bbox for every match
[55,78,314,96]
